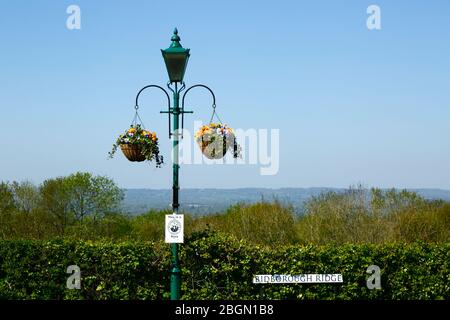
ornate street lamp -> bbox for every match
[161,28,190,83]
[133,28,216,300]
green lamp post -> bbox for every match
[134,28,216,300]
[162,28,188,301]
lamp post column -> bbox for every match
[161,28,191,301]
[170,82,181,300]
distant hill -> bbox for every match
[121,188,450,215]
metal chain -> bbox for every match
[131,105,146,128]
[209,104,223,124]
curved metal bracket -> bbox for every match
[135,84,171,137]
[181,84,216,109]
[135,84,170,109]
[181,84,216,133]
[179,82,186,94]
[166,81,175,94]
[166,81,186,95]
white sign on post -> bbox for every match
[165,214,184,243]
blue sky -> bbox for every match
[0,0,449,189]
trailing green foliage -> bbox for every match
[0,231,448,300]
[109,124,164,167]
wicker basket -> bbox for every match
[198,134,234,159]
[120,144,146,162]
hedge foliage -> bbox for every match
[0,231,449,300]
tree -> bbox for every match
[64,172,124,220]
[0,182,16,238]
[0,182,16,214]
[40,177,73,236]
[40,172,124,222]
[11,181,40,214]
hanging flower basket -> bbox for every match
[119,144,146,162]
[109,124,164,167]
[195,123,241,159]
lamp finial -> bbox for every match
[170,28,181,47]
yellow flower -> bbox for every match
[128,128,136,133]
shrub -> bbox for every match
[296,187,450,244]
[0,232,448,300]
[0,240,169,300]
[189,202,298,246]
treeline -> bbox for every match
[189,188,450,245]
[0,172,124,239]
[1,173,449,245]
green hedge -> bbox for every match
[0,231,449,299]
